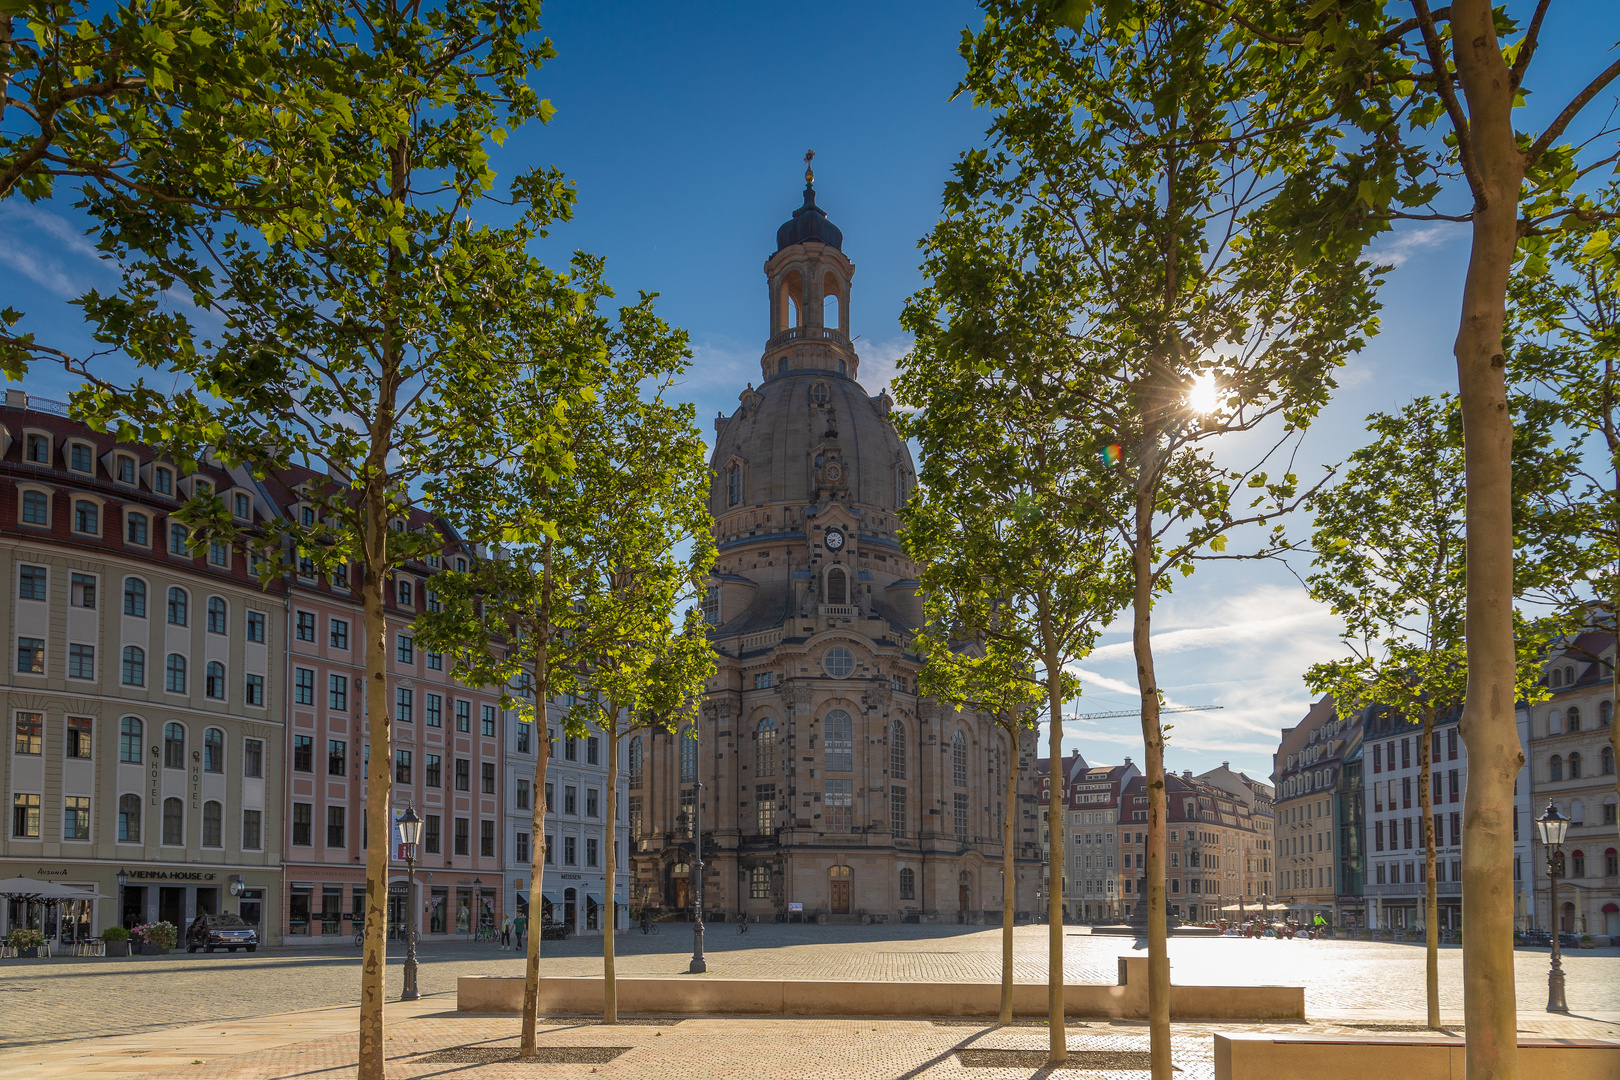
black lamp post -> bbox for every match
[397,806,424,1001]
[116,868,129,933]
[690,779,706,973]
[472,876,482,935]
[1535,801,1569,1014]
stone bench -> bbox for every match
[1214,1033,1620,1080]
[458,956,1303,1021]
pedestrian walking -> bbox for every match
[514,912,527,951]
[501,915,512,949]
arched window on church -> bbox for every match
[826,566,848,605]
[952,731,968,786]
[755,717,776,776]
[628,736,644,790]
[824,710,853,772]
[728,464,742,507]
[680,727,697,782]
[823,292,839,330]
[890,720,906,780]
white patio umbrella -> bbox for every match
[0,876,108,901]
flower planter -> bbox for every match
[104,941,130,957]
[16,947,39,959]
[138,944,169,956]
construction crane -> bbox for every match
[1065,704,1222,721]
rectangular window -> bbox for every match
[454,818,469,856]
[824,779,853,831]
[516,833,530,863]
[517,779,530,809]
[565,737,577,761]
[12,793,41,837]
[1450,811,1461,847]
[890,786,906,836]
[455,700,470,732]
[328,739,347,776]
[24,433,48,463]
[293,735,313,772]
[564,836,577,865]
[243,738,263,777]
[73,499,98,534]
[246,611,265,642]
[295,611,315,641]
[245,671,265,706]
[126,511,148,544]
[425,754,441,788]
[16,637,44,675]
[18,564,47,600]
[426,694,442,727]
[68,642,95,680]
[545,783,554,811]
[294,667,315,706]
[482,705,496,737]
[242,809,262,850]
[584,787,598,817]
[427,651,442,671]
[63,796,90,840]
[209,540,229,567]
[66,715,92,759]
[757,783,776,833]
[70,572,96,608]
[629,795,643,839]
[954,792,969,843]
[395,687,413,723]
[586,735,599,764]
[1448,769,1460,803]
[233,491,250,518]
[329,619,349,649]
[21,489,49,525]
[1447,728,1458,760]
[169,521,188,555]
[481,820,496,858]
[517,722,531,753]
[585,836,598,866]
[292,803,313,846]
[1402,776,1412,808]
[1375,819,1385,851]
[395,749,412,784]
[455,759,469,791]
[14,712,42,754]
[481,762,496,795]
[424,814,441,854]
[1401,738,1411,769]
[327,806,346,848]
[564,785,577,815]
[396,635,413,664]
[329,674,348,711]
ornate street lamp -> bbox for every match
[1535,801,1569,1013]
[690,778,706,973]
[397,806,424,1001]
[116,868,128,932]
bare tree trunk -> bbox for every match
[1131,482,1171,1080]
[521,542,555,1056]
[357,499,393,1080]
[1420,708,1440,1029]
[1450,3,1527,1075]
[604,710,620,1024]
[1000,722,1019,1026]
[1038,596,1066,1065]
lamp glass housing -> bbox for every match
[398,807,424,846]
[1536,803,1569,847]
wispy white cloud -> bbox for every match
[1370,225,1450,269]
[0,205,110,299]
[854,335,910,399]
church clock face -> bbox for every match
[825,527,846,551]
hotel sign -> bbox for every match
[123,870,218,881]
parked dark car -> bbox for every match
[186,913,259,953]
[1518,929,1551,947]
[540,921,573,941]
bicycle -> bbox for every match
[640,919,659,935]
[474,924,497,944]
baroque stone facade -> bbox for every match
[631,174,1041,923]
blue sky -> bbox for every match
[3,1,1614,784]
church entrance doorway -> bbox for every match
[959,872,971,915]
[670,861,691,912]
[829,865,851,914]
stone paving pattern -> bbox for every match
[2,924,1616,1048]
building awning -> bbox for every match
[586,893,602,905]
[541,891,559,904]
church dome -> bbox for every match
[775,184,843,252]
[711,371,908,511]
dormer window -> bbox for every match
[69,442,94,473]
[233,492,251,519]
[114,454,137,485]
[397,578,413,607]
[153,466,173,495]
[24,432,49,464]
[193,478,212,500]
[18,487,49,526]
[72,498,100,536]
[300,505,315,527]
[125,510,150,547]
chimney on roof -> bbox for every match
[1183,770,1193,780]
[1222,761,1229,770]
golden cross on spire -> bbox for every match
[804,149,815,185]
